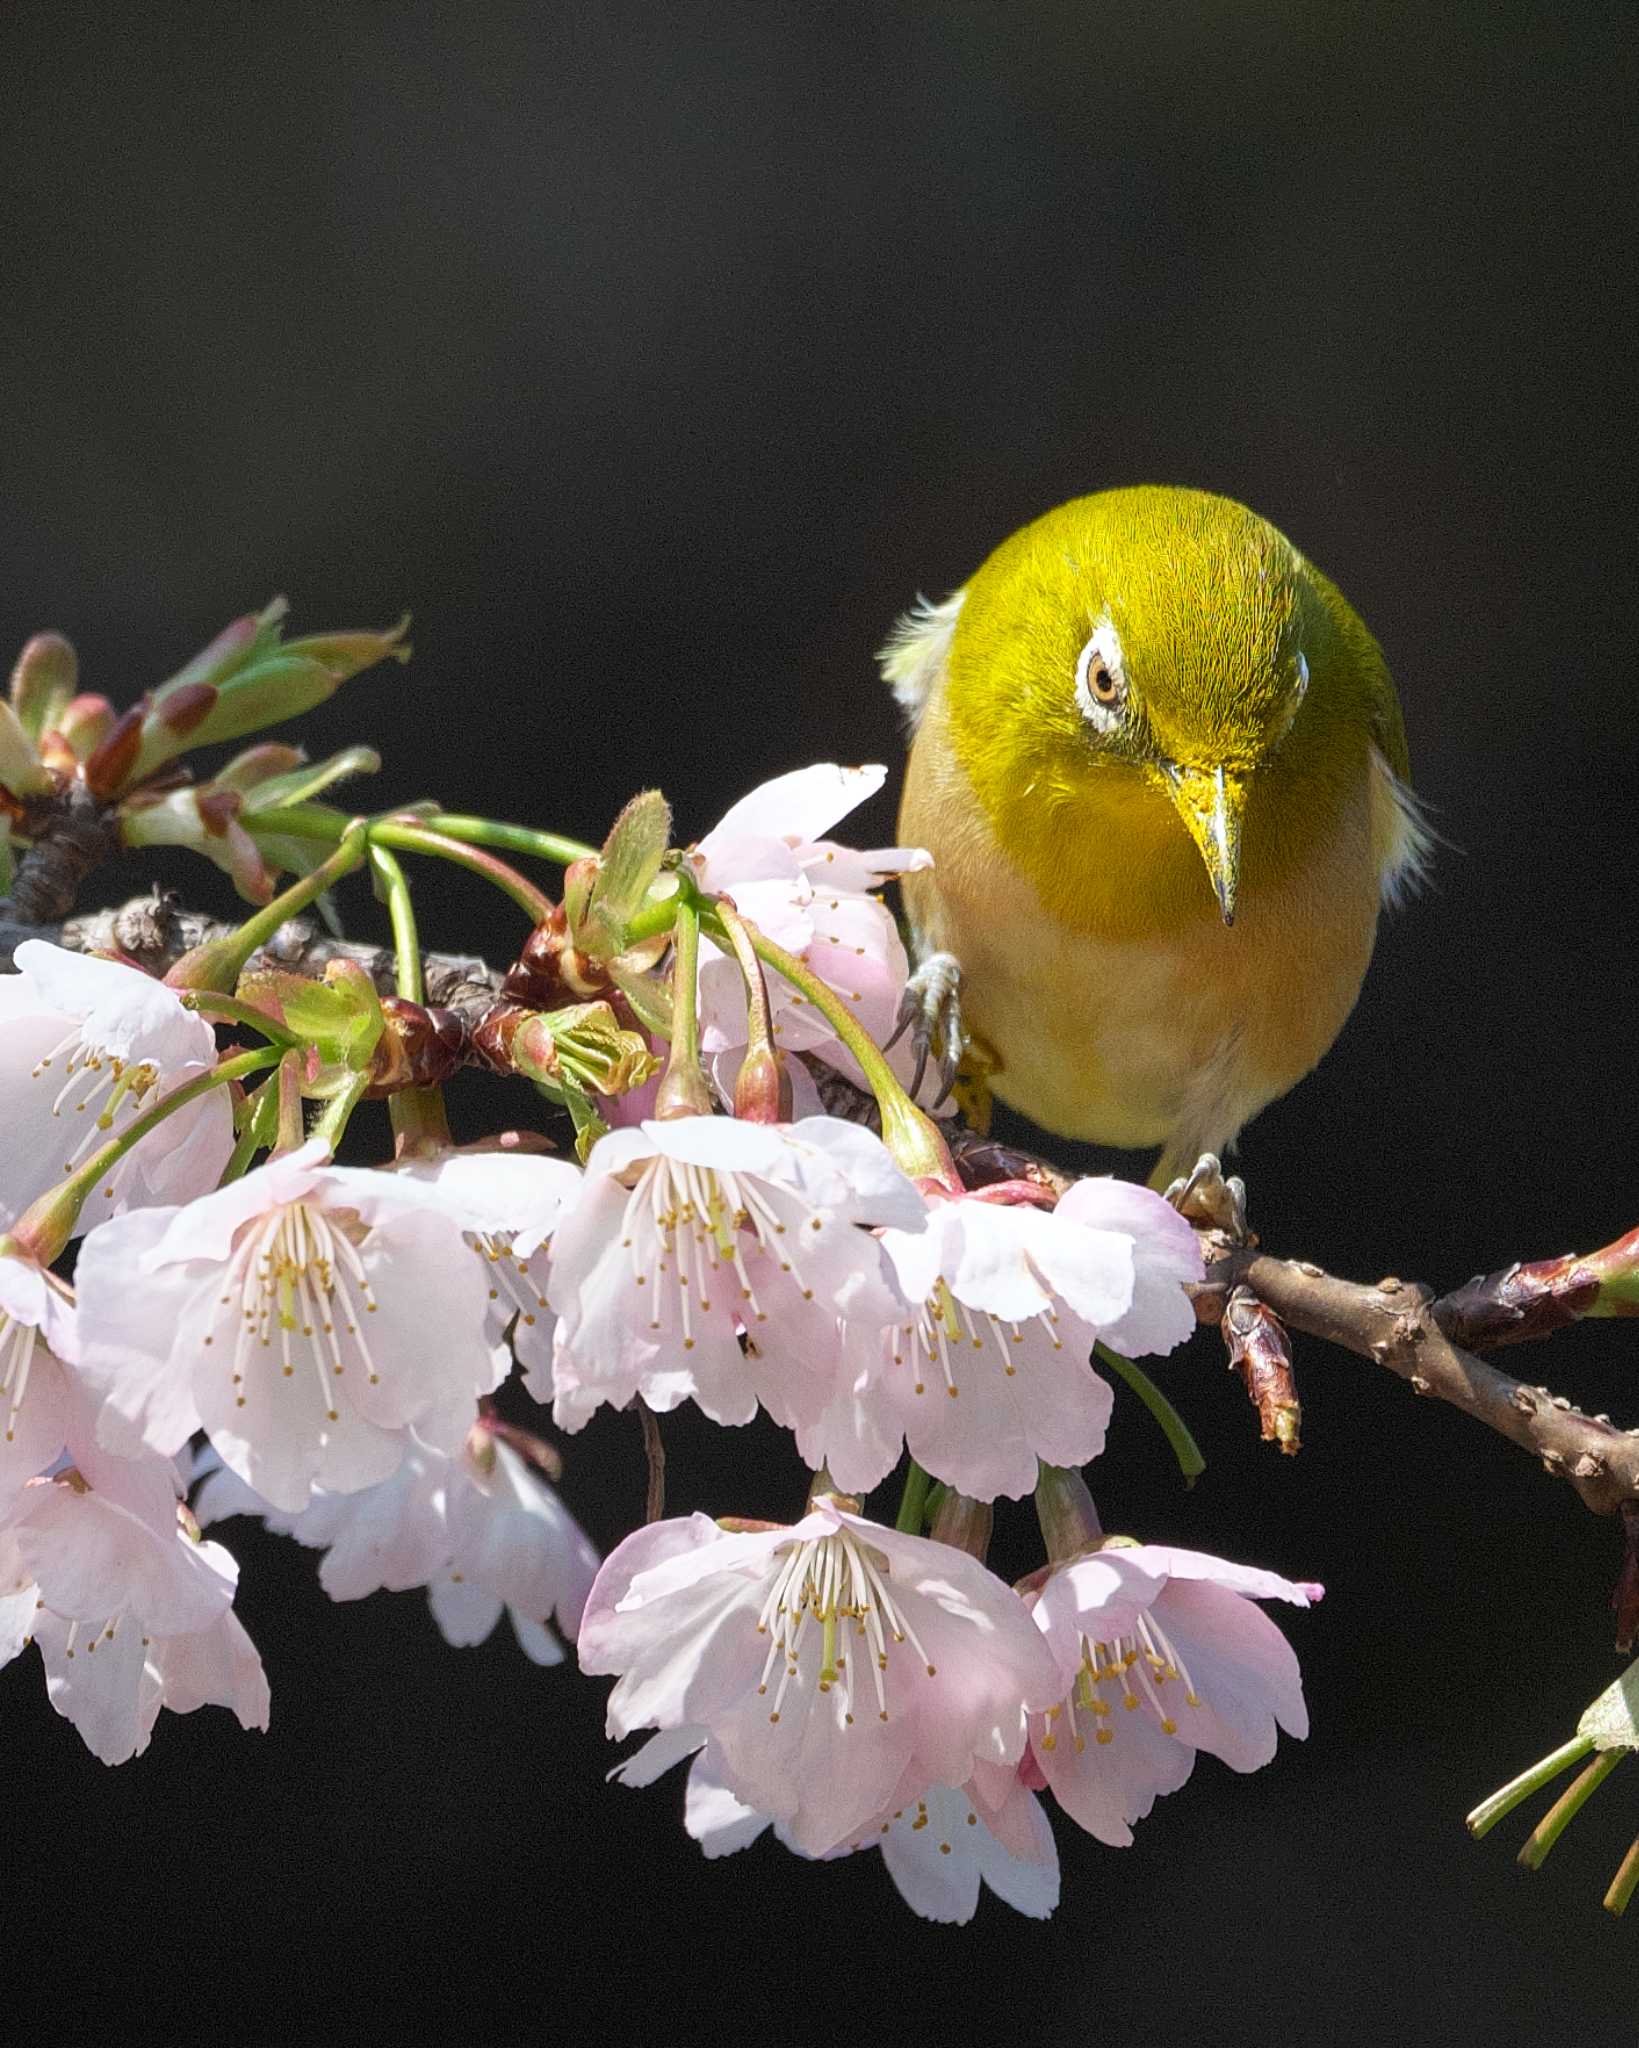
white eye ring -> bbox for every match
[1074,618,1126,732]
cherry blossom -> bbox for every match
[689,764,931,1095]
[327,1148,583,1392]
[545,1115,922,1434]
[579,1497,1061,1857]
[194,1421,599,1664]
[0,1252,76,1506]
[793,1179,1202,1502]
[74,1140,504,1512]
[615,1730,1059,1922]
[0,938,233,1234]
[0,1398,267,1765]
[1026,1540,1320,1846]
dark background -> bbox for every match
[3,2,1635,2038]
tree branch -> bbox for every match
[11,890,1638,1516]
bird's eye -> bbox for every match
[1074,619,1127,733]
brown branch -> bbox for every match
[1193,1247,1639,1515]
[12,891,1639,1517]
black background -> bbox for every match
[3,3,1636,2039]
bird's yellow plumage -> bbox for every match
[886,486,1428,1185]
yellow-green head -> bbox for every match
[883,485,1415,938]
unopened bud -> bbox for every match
[0,699,52,798]
[120,784,277,904]
[81,705,146,797]
[130,611,410,786]
[54,693,116,760]
[9,632,78,741]
[1222,1285,1301,1452]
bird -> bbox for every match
[882,484,1429,1189]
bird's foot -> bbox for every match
[886,950,968,1112]
[1163,1151,1252,1245]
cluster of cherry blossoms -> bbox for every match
[2,611,1322,1925]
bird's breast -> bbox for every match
[898,693,1388,1156]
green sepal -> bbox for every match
[1580,1657,1639,1751]
[563,1086,610,1164]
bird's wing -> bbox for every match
[877,589,964,729]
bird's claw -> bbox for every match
[890,951,966,1110]
[1164,1152,1252,1243]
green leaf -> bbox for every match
[236,963,383,1072]
[243,745,382,813]
[579,789,672,955]
[1579,1658,1639,1750]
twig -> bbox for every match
[13,891,1639,1517]
[1194,1247,1639,1515]
[637,1400,665,1524]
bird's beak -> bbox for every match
[1162,763,1247,925]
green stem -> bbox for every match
[219,1076,276,1185]
[894,1459,934,1535]
[623,881,685,947]
[369,842,423,1003]
[3,1047,280,1261]
[417,813,596,867]
[165,823,369,992]
[372,818,555,924]
[1517,1750,1623,1868]
[1466,1735,1593,1838]
[179,990,302,1047]
[1095,1342,1207,1485]
[706,906,956,1186]
[713,900,777,1063]
[668,896,702,1072]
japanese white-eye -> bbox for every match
[884,485,1428,1185]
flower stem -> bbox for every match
[1516,1750,1623,1868]
[653,895,715,1119]
[416,813,596,868]
[164,823,369,992]
[369,842,423,1004]
[179,990,302,1046]
[1094,1342,1206,1486]
[1,1047,280,1262]
[371,818,556,924]
[705,906,956,1186]
[894,1458,934,1535]
[1466,1735,1594,1838]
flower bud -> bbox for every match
[54,693,116,760]
[81,705,145,798]
[121,784,278,903]
[0,699,52,798]
[126,610,410,788]
[9,632,77,741]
